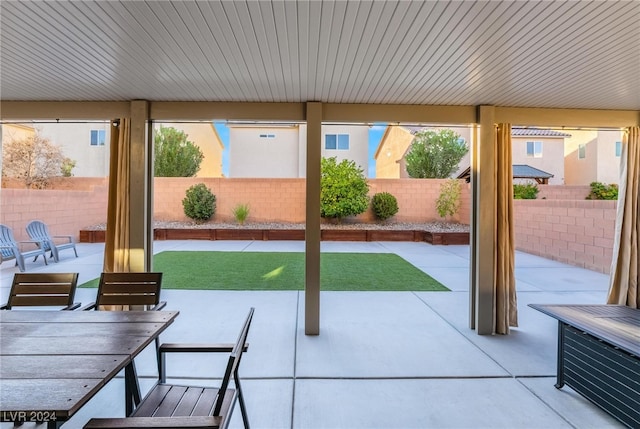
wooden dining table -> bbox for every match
[0,309,179,428]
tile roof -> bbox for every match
[457,164,554,180]
[511,127,572,137]
[406,126,571,137]
[512,164,554,178]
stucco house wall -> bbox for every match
[595,130,623,185]
[374,126,414,178]
[564,130,599,185]
[511,136,565,185]
[1,123,36,145]
[229,124,370,178]
[36,122,111,177]
[564,130,623,185]
[228,125,302,178]
[319,124,369,176]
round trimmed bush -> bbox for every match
[371,192,399,221]
[182,183,216,222]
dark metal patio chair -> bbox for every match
[84,308,254,429]
[81,272,166,374]
[0,273,80,310]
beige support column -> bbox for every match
[129,100,150,272]
[305,102,322,335]
[469,124,479,329]
[145,120,154,270]
[472,105,496,334]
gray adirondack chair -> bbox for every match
[0,224,48,272]
[26,220,78,263]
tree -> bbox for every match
[405,129,468,178]
[154,126,204,177]
[1,133,70,188]
[320,157,369,221]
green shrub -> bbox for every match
[436,179,462,219]
[182,183,216,222]
[320,157,369,221]
[371,192,399,221]
[513,183,539,199]
[586,182,618,200]
[60,157,76,177]
[233,203,250,225]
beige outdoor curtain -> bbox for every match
[103,118,131,274]
[607,126,640,308]
[494,123,518,334]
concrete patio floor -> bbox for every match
[0,240,624,429]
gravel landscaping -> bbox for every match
[86,220,470,232]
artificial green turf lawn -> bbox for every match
[80,251,449,291]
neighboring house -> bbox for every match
[37,122,112,177]
[374,125,473,179]
[1,123,36,143]
[375,126,569,185]
[228,123,369,178]
[32,122,224,177]
[510,128,569,185]
[564,130,624,185]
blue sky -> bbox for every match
[214,122,386,177]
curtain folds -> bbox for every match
[103,118,131,274]
[607,126,640,308]
[494,123,518,334]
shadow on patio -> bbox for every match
[0,240,623,429]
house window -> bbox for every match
[90,129,106,146]
[526,141,542,158]
[615,141,622,157]
[259,134,275,139]
[578,144,586,159]
[325,134,349,150]
[337,134,349,150]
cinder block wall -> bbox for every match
[1,179,617,273]
[153,178,471,224]
[154,178,307,223]
[1,177,108,191]
[537,185,591,200]
[0,179,108,242]
[513,199,616,273]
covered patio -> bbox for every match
[1,0,638,335]
[1,1,639,427]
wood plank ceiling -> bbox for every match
[1,0,639,110]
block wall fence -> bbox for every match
[154,177,471,224]
[1,179,615,273]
